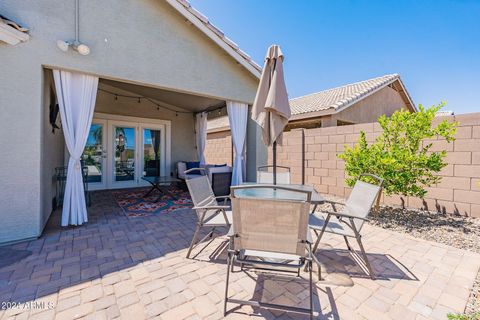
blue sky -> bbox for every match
[190,0,480,114]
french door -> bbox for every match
[83,119,108,190]
[83,116,168,190]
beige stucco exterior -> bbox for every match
[323,86,408,126]
[0,0,259,244]
[286,85,409,129]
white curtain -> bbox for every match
[227,101,248,185]
[195,112,207,166]
[53,70,99,226]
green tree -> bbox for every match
[338,103,457,198]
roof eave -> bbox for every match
[165,0,261,79]
[290,108,336,121]
[0,21,29,45]
[395,78,417,112]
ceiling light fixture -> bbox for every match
[57,0,90,55]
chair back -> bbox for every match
[344,174,383,231]
[185,175,217,220]
[257,165,291,184]
[230,185,311,256]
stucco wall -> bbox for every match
[0,0,258,244]
[40,70,65,235]
[324,86,408,126]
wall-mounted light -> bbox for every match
[57,0,90,56]
[56,40,90,55]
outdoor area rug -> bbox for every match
[112,187,193,217]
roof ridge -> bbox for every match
[290,74,399,101]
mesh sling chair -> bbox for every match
[309,174,383,279]
[257,165,291,184]
[184,171,231,259]
[224,185,315,319]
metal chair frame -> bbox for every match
[185,172,231,259]
[224,185,316,319]
[311,173,383,279]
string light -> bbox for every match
[98,88,226,116]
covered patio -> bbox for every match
[1,190,479,319]
[42,67,257,228]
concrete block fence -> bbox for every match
[206,112,480,216]
[205,130,232,166]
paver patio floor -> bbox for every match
[1,190,479,320]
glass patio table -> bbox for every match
[235,183,324,213]
[141,176,181,201]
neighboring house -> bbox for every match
[205,74,415,164]
[208,74,416,132]
[0,0,262,244]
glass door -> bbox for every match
[109,121,137,188]
[140,125,165,185]
[82,120,107,190]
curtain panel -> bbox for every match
[227,101,248,185]
[53,69,99,226]
[195,112,207,166]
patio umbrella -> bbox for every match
[252,45,291,184]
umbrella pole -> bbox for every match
[302,129,305,185]
[273,141,277,185]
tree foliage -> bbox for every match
[338,103,457,198]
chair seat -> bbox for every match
[309,213,355,237]
[239,249,303,263]
[203,210,232,226]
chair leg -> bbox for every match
[312,214,331,253]
[343,236,352,251]
[186,224,201,259]
[355,235,375,279]
[224,253,232,316]
[309,259,313,320]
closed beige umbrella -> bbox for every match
[252,45,291,184]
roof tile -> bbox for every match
[289,74,400,115]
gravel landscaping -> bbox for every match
[317,199,480,316]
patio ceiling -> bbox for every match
[100,78,226,113]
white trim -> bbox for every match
[0,21,29,45]
[165,0,261,79]
[395,78,417,112]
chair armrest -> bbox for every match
[184,167,206,175]
[323,210,369,222]
[324,200,345,206]
[215,195,230,200]
[192,205,230,211]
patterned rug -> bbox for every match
[112,187,193,217]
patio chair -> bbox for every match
[225,185,315,319]
[257,165,291,184]
[185,174,232,259]
[309,174,383,279]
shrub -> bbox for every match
[338,103,457,198]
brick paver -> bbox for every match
[0,189,479,319]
